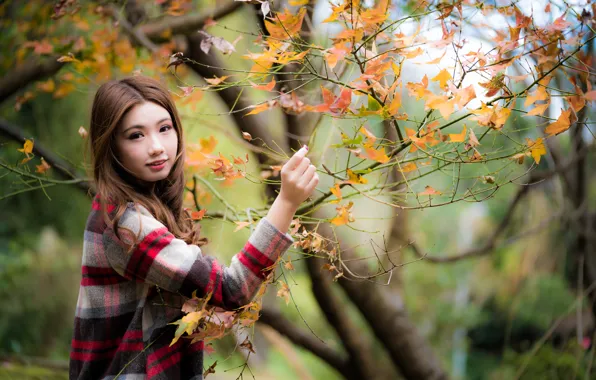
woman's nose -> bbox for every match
[148,135,165,155]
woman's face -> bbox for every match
[115,101,178,183]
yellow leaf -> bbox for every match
[289,0,309,5]
[346,169,367,184]
[329,183,342,204]
[18,139,34,155]
[330,201,354,226]
[526,137,546,164]
[359,126,377,142]
[37,79,55,92]
[449,125,467,143]
[431,69,452,88]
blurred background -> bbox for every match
[1,0,595,379]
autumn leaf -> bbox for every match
[234,221,253,232]
[277,280,290,305]
[468,128,480,147]
[346,169,367,184]
[37,79,55,92]
[449,125,467,143]
[585,91,596,101]
[525,102,550,117]
[431,69,452,89]
[191,209,206,220]
[526,137,546,164]
[18,139,34,155]
[245,101,275,116]
[265,8,306,39]
[198,31,235,55]
[250,78,276,91]
[400,162,417,172]
[36,158,51,174]
[419,185,442,196]
[545,108,573,136]
[330,183,342,204]
[205,76,229,86]
[330,201,354,226]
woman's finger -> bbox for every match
[283,146,308,172]
[298,165,317,186]
[293,156,311,176]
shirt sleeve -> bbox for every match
[102,204,294,310]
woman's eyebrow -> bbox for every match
[123,118,171,133]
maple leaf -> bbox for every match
[330,183,342,204]
[190,209,206,220]
[346,169,367,184]
[265,8,306,39]
[524,87,549,107]
[18,139,34,155]
[325,45,349,69]
[455,85,476,108]
[471,103,510,130]
[431,69,452,89]
[406,75,429,100]
[585,91,596,101]
[330,201,354,226]
[36,158,51,174]
[545,108,573,136]
[277,280,290,305]
[468,128,480,147]
[234,221,253,232]
[400,162,417,172]
[405,128,426,152]
[204,76,229,86]
[526,137,546,164]
[425,94,455,119]
[250,78,276,91]
[419,185,442,196]
[479,72,505,97]
[245,101,276,116]
[449,125,467,143]
[525,102,550,117]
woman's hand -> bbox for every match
[265,145,318,234]
[278,145,319,209]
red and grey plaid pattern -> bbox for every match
[69,196,293,379]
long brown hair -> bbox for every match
[89,75,205,246]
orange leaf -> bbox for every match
[36,158,51,174]
[330,201,354,226]
[234,221,253,232]
[419,185,442,196]
[449,125,467,143]
[251,78,276,91]
[205,76,229,86]
[277,281,290,305]
[400,162,417,172]
[585,91,596,101]
[525,103,549,117]
[545,108,572,136]
[191,209,207,220]
[245,101,274,116]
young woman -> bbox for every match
[69,76,318,379]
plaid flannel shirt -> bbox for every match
[69,196,293,379]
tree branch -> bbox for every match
[0,119,92,194]
[258,307,349,376]
[0,57,64,104]
[305,250,380,379]
[140,2,244,43]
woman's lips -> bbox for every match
[147,160,167,171]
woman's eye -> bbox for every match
[160,125,172,133]
[129,132,142,140]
